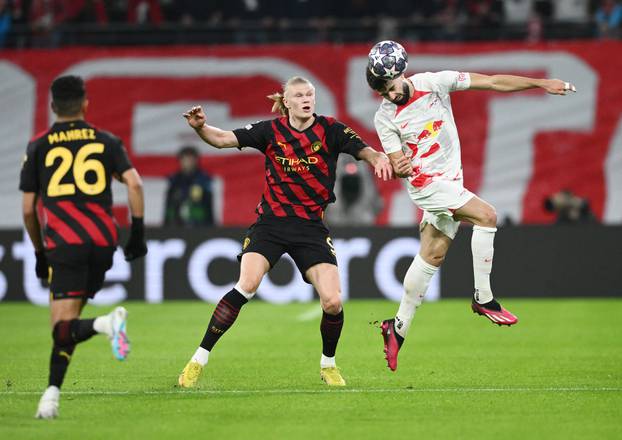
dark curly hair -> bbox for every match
[365,67,390,92]
[51,75,86,116]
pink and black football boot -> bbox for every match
[381,319,404,371]
[471,298,518,326]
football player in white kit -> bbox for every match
[366,41,576,371]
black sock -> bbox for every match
[48,344,76,388]
[479,298,502,312]
[53,319,97,346]
[320,309,344,358]
[200,289,248,351]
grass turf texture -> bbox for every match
[1,299,621,439]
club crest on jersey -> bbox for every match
[311,141,322,152]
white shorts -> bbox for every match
[405,178,475,239]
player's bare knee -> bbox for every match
[481,207,497,227]
[429,253,445,266]
[321,296,342,315]
[237,277,261,295]
[420,248,446,267]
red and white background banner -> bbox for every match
[1,41,621,227]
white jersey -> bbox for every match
[374,71,471,189]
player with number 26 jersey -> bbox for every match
[20,121,132,249]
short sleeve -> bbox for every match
[418,71,471,95]
[374,111,402,155]
[332,121,368,159]
[110,138,133,175]
[233,120,272,153]
[19,142,39,193]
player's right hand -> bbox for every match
[392,155,413,178]
[183,105,207,130]
[34,250,49,282]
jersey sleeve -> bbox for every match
[418,71,471,95]
[110,138,134,175]
[331,121,369,159]
[374,111,402,155]
[233,120,271,153]
[18,141,39,193]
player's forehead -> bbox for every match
[287,82,315,95]
[381,78,403,93]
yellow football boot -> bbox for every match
[178,361,203,388]
[320,367,346,387]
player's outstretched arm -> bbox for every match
[120,168,147,261]
[358,147,394,181]
[182,105,240,149]
[468,73,576,95]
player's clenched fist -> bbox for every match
[183,105,207,129]
[542,79,577,95]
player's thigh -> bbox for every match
[50,298,85,327]
[288,221,338,284]
[305,263,342,313]
[238,252,271,292]
[48,245,90,299]
[237,220,286,268]
[453,195,497,226]
[86,247,115,297]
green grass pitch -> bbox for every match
[1,299,621,439]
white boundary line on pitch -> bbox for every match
[296,306,323,321]
[1,387,621,396]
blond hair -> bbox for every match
[267,76,314,116]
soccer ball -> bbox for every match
[367,40,408,79]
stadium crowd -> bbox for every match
[0,0,620,47]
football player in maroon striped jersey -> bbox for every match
[178,76,403,387]
[20,75,147,418]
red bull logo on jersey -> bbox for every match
[415,120,443,143]
[406,120,444,157]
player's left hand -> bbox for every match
[34,250,49,284]
[542,79,577,95]
[373,153,393,181]
[124,217,147,261]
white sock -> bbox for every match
[191,347,210,366]
[395,254,438,339]
[320,354,336,368]
[472,225,497,304]
[93,315,112,337]
[234,282,255,300]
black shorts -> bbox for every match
[238,215,337,284]
[47,244,115,300]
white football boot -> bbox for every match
[35,386,60,419]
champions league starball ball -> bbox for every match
[367,40,408,79]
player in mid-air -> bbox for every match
[178,76,396,387]
[20,75,148,418]
[366,41,576,371]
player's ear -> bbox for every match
[82,98,89,115]
[50,101,57,115]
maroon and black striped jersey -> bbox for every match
[19,120,133,249]
[233,115,369,220]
